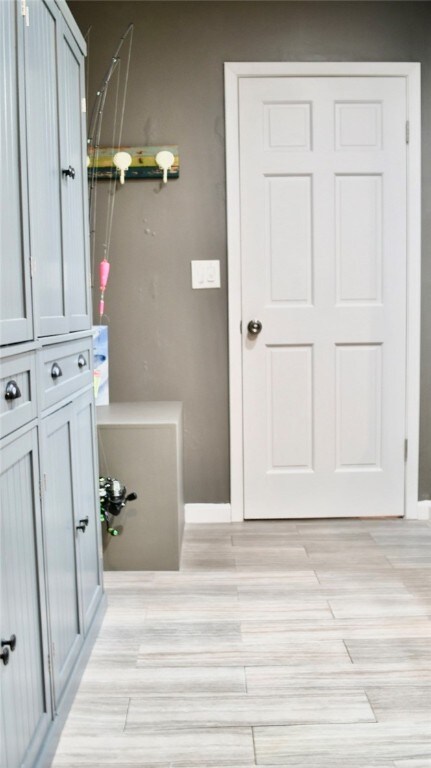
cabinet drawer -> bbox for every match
[40,338,92,410]
[0,352,37,437]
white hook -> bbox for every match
[155,150,175,184]
[113,151,132,184]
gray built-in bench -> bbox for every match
[97,402,184,570]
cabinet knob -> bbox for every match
[1,635,16,652]
[5,380,22,401]
[77,354,87,369]
[0,647,10,666]
[51,363,62,379]
[62,165,75,180]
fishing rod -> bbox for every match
[86,22,134,320]
[87,23,134,150]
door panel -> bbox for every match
[0,428,51,768]
[239,76,407,518]
[41,405,82,707]
[335,344,382,470]
[0,0,33,345]
[72,390,102,633]
[60,24,91,332]
[335,175,382,304]
[25,0,67,337]
[267,176,312,304]
[269,345,313,471]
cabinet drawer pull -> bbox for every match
[5,380,22,401]
[0,647,10,666]
[76,522,87,532]
[77,354,87,369]
[62,165,75,180]
[51,363,62,379]
[1,635,16,652]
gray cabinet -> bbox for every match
[1,0,91,343]
[0,0,33,345]
[41,385,102,708]
[0,2,104,765]
[25,0,90,337]
[0,426,51,768]
[98,402,185,571]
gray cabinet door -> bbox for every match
[59,21,91,333]
[25,0,90,338]
[0,426,51,768]
[25,0,68,337]
[0,0,33,346]
[72,389,103,633]
[40,403,82,709]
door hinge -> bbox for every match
[81,97,87,114]
[21,0,29,25]
[39,480,42,503]
[404,438,408,462]
[240,321,242,334]
[406,121,410,145]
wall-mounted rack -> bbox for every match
[87,145,179,181]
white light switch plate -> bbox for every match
[191,260,221,289]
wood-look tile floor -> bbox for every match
[52,519,431,767]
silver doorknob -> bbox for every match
[247,319,262,336]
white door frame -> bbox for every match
[225,61,421,522]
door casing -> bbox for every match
[224,62,421,522]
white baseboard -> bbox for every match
[416,500,431,520]
[185,502,430,523]
[185,504,232,524]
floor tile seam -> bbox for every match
[123,697,132,732]
[123,690,378,700]
[251,722,258,766]
[343,639,356,665]
[362,689,380,724]
[124,717,378,733]
[81,678,431,689]
[251,718,431,734]
[243,666,248,694]
[97,723,260,734]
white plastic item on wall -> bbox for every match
[113,151,132,184]
[155,150,175,183]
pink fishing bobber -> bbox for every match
[99,259,110,291]
[99,259,110,322]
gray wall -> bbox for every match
[70,0,431,504]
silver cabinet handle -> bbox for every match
[51,363,62,379]
[5,380,22,400]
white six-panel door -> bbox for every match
[238,75,408,518]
